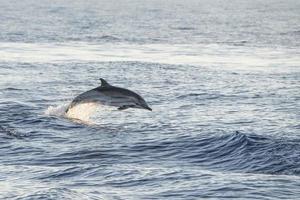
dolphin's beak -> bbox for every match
[143,105,152,111]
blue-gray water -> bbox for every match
[1,0,300,199]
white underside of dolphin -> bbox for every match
[65,78,152,114]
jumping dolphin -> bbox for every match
[66,78,152,113]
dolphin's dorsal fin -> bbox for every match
[99,78,111,87]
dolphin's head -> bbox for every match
[135,96,152,111]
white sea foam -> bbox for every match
[0,42,299,71]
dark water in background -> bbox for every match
[0,0,300,199]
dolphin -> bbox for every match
[66,78,152,113]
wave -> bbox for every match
[130,131,300,176]
[28,130,300,176]
[85,35,121,42]
[187,132,300,175]
[177,93,221,100]
[28,129,297,176]
[280,30,300,36]
[14,188,94,200]
[2,87,29,91]
[172,26,195,31]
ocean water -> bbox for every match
[1,0,300,199]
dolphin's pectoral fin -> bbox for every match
[118,106,129,111]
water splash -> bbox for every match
[44,103,69,117]
[44,102,103,124]
[65,103,99,122]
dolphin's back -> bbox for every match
[94,86,143,100]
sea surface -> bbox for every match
[0,0,300,199]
